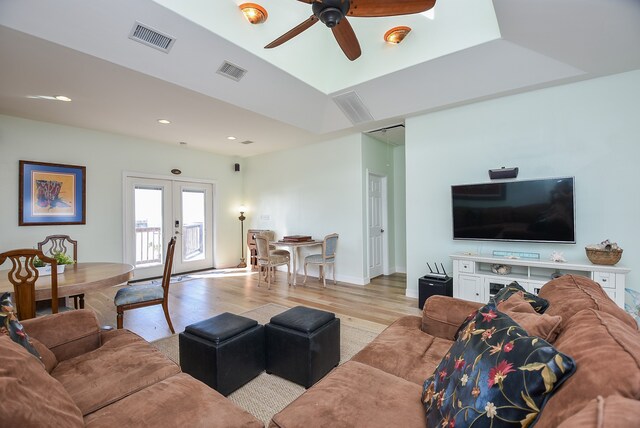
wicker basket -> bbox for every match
[585,247,623,265]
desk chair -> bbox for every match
[114,237,176,334]
[38,234,84,309]
[255,234,290,290]
[303,233,339,287]
[0,249,60,320]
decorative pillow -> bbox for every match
[422,302,575,427]
[493,281,549,313]
[0,292,40,359]
[497,292,563,343]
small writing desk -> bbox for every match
[0,262,134,301]
[272,240,321,286]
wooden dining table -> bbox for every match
[0,262,134,301]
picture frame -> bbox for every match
[19,160,86,226]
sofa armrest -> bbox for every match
[421,296,483,340]
[21,309,102,362]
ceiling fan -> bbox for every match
[264,0,436,61]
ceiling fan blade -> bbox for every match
[331,17,361,61]
[348,0,436,17]
[265,15,319,49]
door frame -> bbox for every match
[366,170,389,280]
[122,171,217,279]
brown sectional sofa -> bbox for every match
[270,275,640,427]
[1,309,263,428]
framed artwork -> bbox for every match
[19,160,86,226]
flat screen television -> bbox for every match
[451,177,575,243]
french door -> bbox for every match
[124,175,214,279]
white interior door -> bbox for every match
[368,172,387,278]
[124,175,214,279]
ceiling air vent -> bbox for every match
[217,61,247,82]
[332,91,374,124]
[129,21,175,53]
[239,140,254,145]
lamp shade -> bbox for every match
[240,3,268,24]
[384,26,412,44]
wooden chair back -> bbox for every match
[161,237,177,300]
[323,233,339,260]
[37,235,78,262]
[255,234,271,262]
[0,249,58,320]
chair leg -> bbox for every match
[303,262,308,284]
[78,294,85,309]
[333,263,337,285]
[322,264,327,288]
[267,264,271,290]
[319,265,323,282]
[116,308,123,329]
[162,301,175,334]
[288,262,292,287]
[258,266,262,287]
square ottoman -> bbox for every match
[266,306,340,388]
[179,312,264,396]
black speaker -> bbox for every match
[234,163,240,172]
[488,167,518,179]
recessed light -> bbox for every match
[227,136,237,140]
[54,95,72,102]
[158,119,171,124]
[27,95,71,101]
[178,141,187,145]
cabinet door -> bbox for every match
[458,274,485,303]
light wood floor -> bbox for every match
[85,270,421,342]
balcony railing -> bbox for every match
[135,223,204,265]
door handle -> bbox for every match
[380,229,384,233]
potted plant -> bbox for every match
[33,253,74,275]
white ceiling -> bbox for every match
[0,0,639,157]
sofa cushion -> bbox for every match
[493,281,549,313]
[84,373,263,428]
[538,275,637,331]
[497,291,563,343]
[0,292,40,358]
[352,315,453,385]
[22,309,102,362]
[269,360,425,428]
[31,336,58,372]
[0,335,84,427]
[422,295,483,341]
[51,329,181,415]
[557,395,640,428]
[535,309,640,427]
[422,302,575,428]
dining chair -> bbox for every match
[0,249,60,320]
[303,233,339,287]
[37,234,84,309]
[114,237,176,334]
[255,234,290,290]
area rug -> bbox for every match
[151,303,380,425]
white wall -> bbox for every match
[0,115,243,269]
[243,134,367,284]
[393,145,407,273]
[405,70,640,298]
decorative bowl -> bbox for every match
[491,264,511,275]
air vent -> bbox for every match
[129,21,175,53]
[217,61,247,82]
[239,140,254,145]
[332,91,374,124]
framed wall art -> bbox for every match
[19,160,86,226]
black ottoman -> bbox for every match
[179,312,264,396]
[266,306,340,388]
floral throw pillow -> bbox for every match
[493,281,549,314]
[0,292,40,358]
[422,302,575,427]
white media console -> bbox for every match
[450,253,629,309]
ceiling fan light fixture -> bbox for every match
[240,3,268,24]
[384,26,412,44]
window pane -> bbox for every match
[134,187,163,266]
[182,189,205,261]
